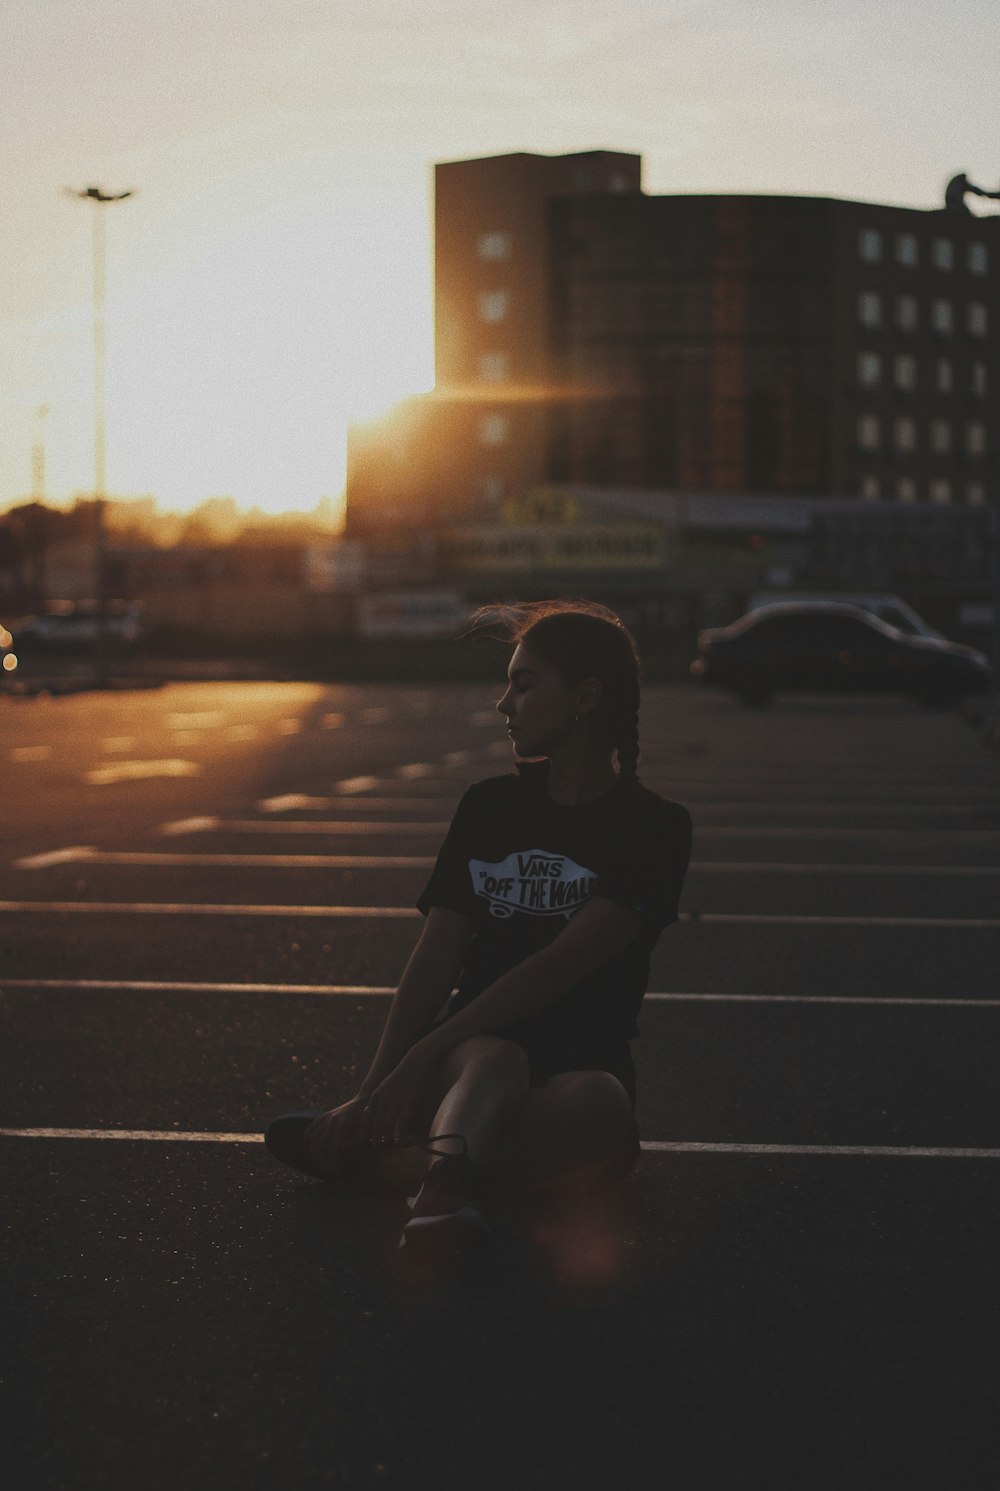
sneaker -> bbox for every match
[264,1111,374,1187]
[399,1152,491,1257]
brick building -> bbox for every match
[344,150,998,634]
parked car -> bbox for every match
[691,602,991,707]
[8,600,144,652]
[748,591,945,640]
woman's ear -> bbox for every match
[575,676,604,719]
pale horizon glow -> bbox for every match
[2,0,997,516]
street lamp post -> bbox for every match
[67,185,135,685]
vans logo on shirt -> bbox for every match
[469,849,597,919]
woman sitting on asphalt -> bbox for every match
[265,600,692,1265]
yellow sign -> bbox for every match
[440,523,665,574]
[503,488,580,526]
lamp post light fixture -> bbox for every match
[66,184,135,684]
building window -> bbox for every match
[478,413,509,445]
[858,292,882,328]
[477,352,509,383]
[859,475,881,502]
[896,476,917,503]
[932,237,954,270]
[893,354,917,391]
[857,414,880,450]
[966,482,986,506]
[968,241,988,275]
[931,299,953,335]
[859,228,882,262]
[856,351,881,387]
[930,419,951,454]
[929,479,951,504]
[478,232,511,261]
[894,295,917,331]
[894,416,916,452]
[971,362,987,398]
[935,359,953,394]
[966,422,986,456]
[968,303,988,337]
[477,290,509,322]
[895,233,919,267]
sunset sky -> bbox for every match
[2,0,997,517]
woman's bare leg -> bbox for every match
[495,1069,636,1185]
[426,1035,531,1165]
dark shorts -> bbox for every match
[509,1032,637,1110]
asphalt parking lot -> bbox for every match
[2,677,999,1490]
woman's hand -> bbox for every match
[357,1045,440,1150]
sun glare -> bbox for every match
[6,151,434,516]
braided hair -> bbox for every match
[484,600,643,781]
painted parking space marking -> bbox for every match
[2,1129,999,1161]
[17,844,997,878]
[0,901,420,918]
[14,847,95,870]
[165,712,226,730]
[159,818,450,836]
[16,850,435,869]
[3,980,1000,1010]
[335,776,381,794]
[258,795,457,813]
[10,746,53,762]
[85,759,200,785]
[1,900,997,927]
[693,825,1000,840]
[277,718,302,735]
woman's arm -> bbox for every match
[304,906,473,1171]
[357,898,644,1146]
[358,905,474,1093]
[415,896,642,1060]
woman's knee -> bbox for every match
[526,1070,633,1144]
[440,1035,530,1089]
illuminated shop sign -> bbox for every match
[440,523,665,573]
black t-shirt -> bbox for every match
[417,762,692,1047]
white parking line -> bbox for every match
[277,719,302,735]
[688,862,1000,877]
[18,844,998,878]
[0,901,997,926]
[0,901,420,917]
[10,746,53,763]
[641,1142,1000,1160]
[165,712,226,730]
[398,763,433,778]
[693,826,1000,840]
[258,795,457,813]
[85,760,200,785]
[336,776,381,794]
[3,980,999,1010]
[160,819,449,836]
[2,1129,999,1160]
[13,848,94,870]
[17,850,435,869]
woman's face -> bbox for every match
[496,642,580,759]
